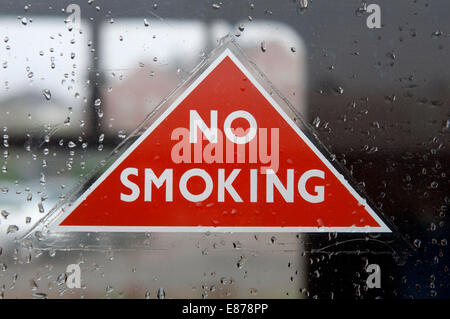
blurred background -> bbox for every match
[0,0,448,298]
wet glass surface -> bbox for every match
[0,0,448,298]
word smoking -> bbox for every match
[120,110,325,203]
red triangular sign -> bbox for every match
[53,48,390,232]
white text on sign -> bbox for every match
[120,110,325,204]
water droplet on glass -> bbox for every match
[299,0,308,10]
[56,273,67,285]
[42,89,51,101]
[157,288,165,299]
[260,41,266,52]
[335,86,344,95]
[39,173,46,185]
[1,210,9,219]
[312,116,320,128]
[7,225,19,234]
[413,239,422,248]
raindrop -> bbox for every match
[42,89,51,101]
[145,291,151,299]
[260,41,266,52]
[39,173,46,185]
[299,0,308,10]
[237,256,246,268]
[1,210,9,219]
[7,225,19,234]
[144,19,149,27]
[312,116,320,128]
[21,17,28,25]
[107,250,114,261]
[212,3,221,9]
[94,98,101,107]
[56,273,67,286]
[431,30,443,39]
[335,86,344,95]
[413,239,422,248]
[157,288,165,299]
[30,279,38,290]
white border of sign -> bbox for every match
[51,49,391,233]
